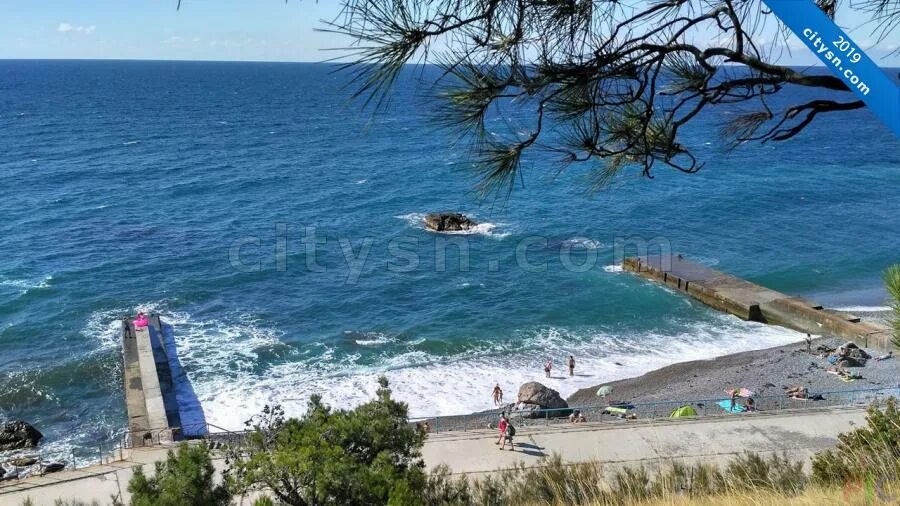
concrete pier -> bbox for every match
[121,315,179,446]
[624,255,894,351]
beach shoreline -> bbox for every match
[566,336,898,408]
[432,332,897,431]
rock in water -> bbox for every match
[517,382,569,410]
[42,462,66,474]
[7,456,37,467]
[423,213,477,232]
[0,421,43,451]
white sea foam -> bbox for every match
[602,264,623,273]
[561,237,604,250]
[81,301,172,352]
[351,331,396,346]
[355,179,368,185]
[832,305,891,313]
[187,312,806,430]
[76,302,810,431]
[395,212,509,239]
[0,275,53,293]
[122,140,141,146]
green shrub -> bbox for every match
[227,377,426,506]
[127,443,229,506]
[725,453,806,494]
[422,464,473,505]
[812,398,900,486]
[885,265,900,349]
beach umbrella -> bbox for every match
[596,385,613,397]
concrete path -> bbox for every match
[0,408,866,505]
[422,407,866,476]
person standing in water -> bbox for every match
[491,384,503,406]
[544,360,552,378]
[568,355,575,377]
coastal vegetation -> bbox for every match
[128,444,229,506]
[319,0,900,195]
[885,264,900,349]
[224,377,427,506]
[23,386,899,505]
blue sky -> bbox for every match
[1,1,898,65]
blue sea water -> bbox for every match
[1,60,898,455]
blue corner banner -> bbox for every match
[763,0,900,137]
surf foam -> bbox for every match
[187,312,807,430]
[395,212,509,239]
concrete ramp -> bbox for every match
[623,255,894,351]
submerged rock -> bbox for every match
[423,213,477,232]
[0,421,43,451]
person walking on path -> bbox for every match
[544,360,552,378]
[495,413,508,446]
[492,384,503,406]
[568,355,575,377]
[500,419,515,451]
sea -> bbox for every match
[1,60,898,458]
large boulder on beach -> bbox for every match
[837,342,871,367]
[423,213,477,232]
[517,382,569,410]
[0,421,43,451]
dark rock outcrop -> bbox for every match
[423,213,478,232]
[0,421,43,451]
[42,462,66,474]
[836,342,871,367]
[515,382,569,417]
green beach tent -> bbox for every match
[669,405,697,418]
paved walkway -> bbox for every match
[422,407,866,476]
[0,407,866,505]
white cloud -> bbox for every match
[57,23,96,34]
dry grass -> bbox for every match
[594,479,899,505]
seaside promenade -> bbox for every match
[0,407,867,505]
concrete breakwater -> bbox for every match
[121,315,182,446]
[623,255,894,351]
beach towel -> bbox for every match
[724,387,754,398]
[604,407,628,415]
[717,399,746,413]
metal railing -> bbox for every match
[0,422,252,485]
[3,386,897,484]
[410,386,900,434]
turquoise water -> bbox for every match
[1,60,898,454]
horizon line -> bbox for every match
[2,57,889,69]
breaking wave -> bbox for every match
[395,212,509,239]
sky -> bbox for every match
[1,1,898,65]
